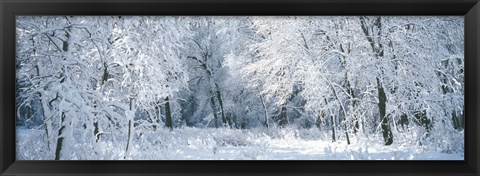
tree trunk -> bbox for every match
[165,96,173,131]
[415,110,431,132]
[94,121,100,143]
[125,120,132,158]
[54,112,66,160]
[360,16,393,146]
[344,122,351,145]
[152,103,161,130]
[215,86,230,128]
[316,112,325,131]
[452,111,460,130]
[39,92,53,150]
[278,105,288,127]
[330,84,350,145]
[124,98,134,159]
[345,79,359,134]
[259,93,269,128]
[331,115,336,142]
[324,98,336,142]
[377,78,393,145]
[345,130,350,144]
[55,30,71,159]
[210,96,219,128]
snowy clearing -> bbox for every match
[17,126,463,160]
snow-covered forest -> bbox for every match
[15,16,464,160]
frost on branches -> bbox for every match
[16,16,464,160]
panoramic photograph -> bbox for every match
[15,16,464,160]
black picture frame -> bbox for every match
[1,0,479,175]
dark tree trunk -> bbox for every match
[452,111,460,130]
[94,121,100,143]
[345,129,350,145]
[54,112,66,160]
[215,86,230,128]
[324,98,336,142]
[377,78,393,145]
[125,120,132,156]
[338,40,359,135]
[165,96,173,131]
[278,106,288,127]
[415,110,431,132]
[330,115,336,142]
[210,96,219,128]
[38,92,52,150]
[259,94,269,128]
[400,113,409,131]
[330,84,350,145]
[100,62,110,86]
[124,98,134,159]
[186,56,228,128]
[360,16,393,146]
[344,122,351,145]
[346,79,359,134]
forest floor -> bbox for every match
[16,126,463,160]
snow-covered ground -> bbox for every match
[16,126,463,160]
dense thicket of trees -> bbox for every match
[16,16,464,159]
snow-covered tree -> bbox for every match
[218,17,266,128]
[105,16,192,157]
[243,16,314,128]
[182,17,248,128]
[16,16,118,159]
